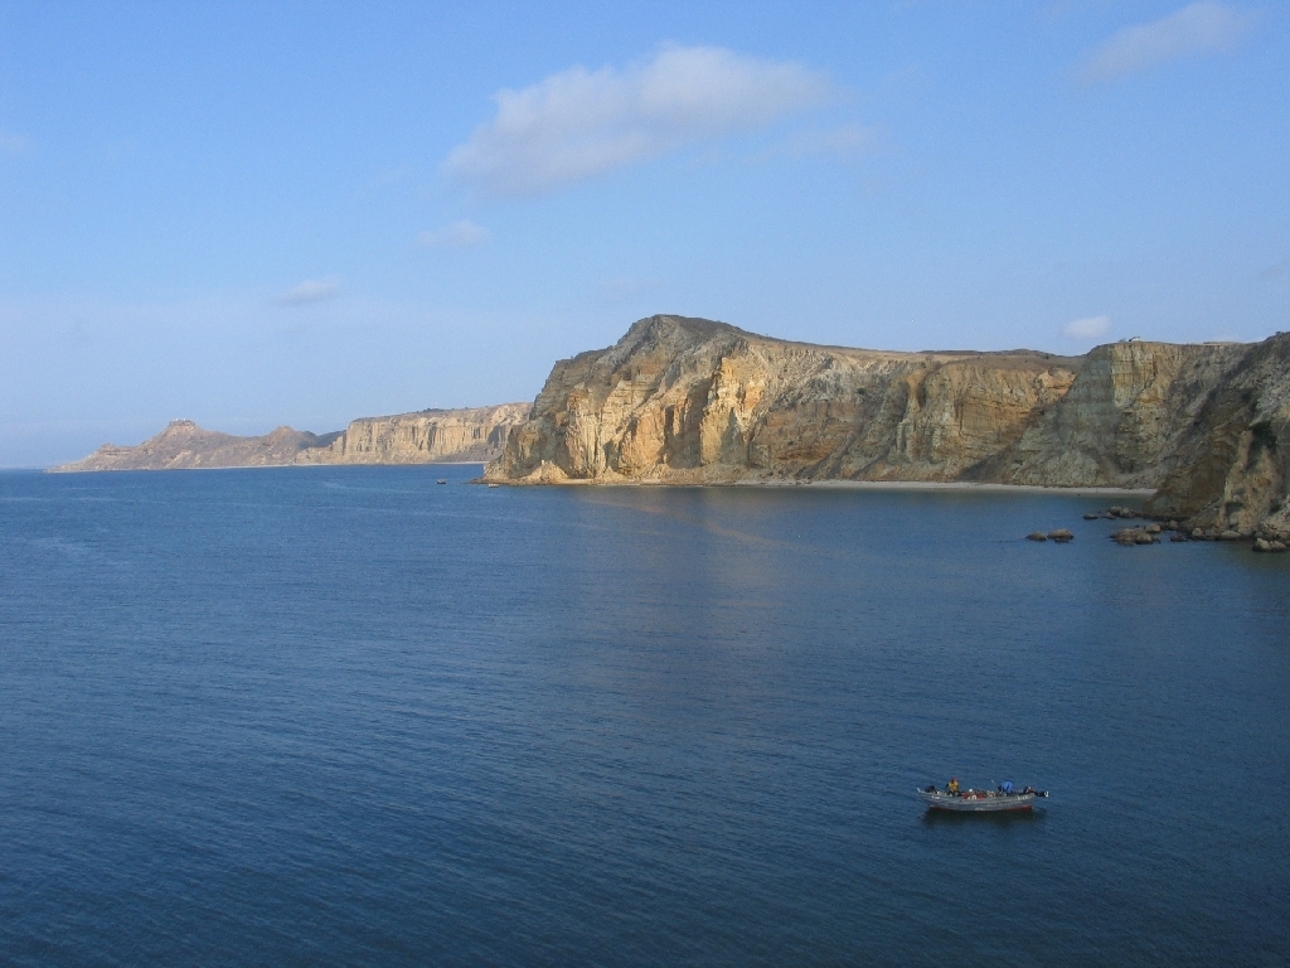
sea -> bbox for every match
[1,465,1287,967]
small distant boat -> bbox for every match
[918,784,1047,812]
[487,483,499,488]
[437,479,447,485]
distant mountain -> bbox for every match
[51,404,531,472]
[50,421,341,472]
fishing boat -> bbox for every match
[917,784,1047,812]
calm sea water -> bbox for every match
[1,466,1287,966]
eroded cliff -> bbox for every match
[489,316,1082,484]
[486,315,1290,535]
[1144,334,1290,535]
[296,404,530,465]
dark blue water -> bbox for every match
[1,467,1287,966]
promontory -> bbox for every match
[484,315,1289,537]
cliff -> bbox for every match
[296,404,530,465]
[1144,334,1290,535]
[485,315,1290,535]
[51,404,529,472]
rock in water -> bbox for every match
[1048,529,1074,542]
[1027,532,1048,541]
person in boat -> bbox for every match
[946,778,960,795]
[999,781,1013,795]
[924,784,938,793]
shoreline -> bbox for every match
[44,460,492,474]
[798,480,1154,496]
[488,474,1156,496]
[33,461,1155,498]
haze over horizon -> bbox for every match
[2,2,1287,467]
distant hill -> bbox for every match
[50,404,530,472]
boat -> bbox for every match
[917,784,1047,812]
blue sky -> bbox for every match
[1,1,1287,466]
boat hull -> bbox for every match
[917,790,1036,812]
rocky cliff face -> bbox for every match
[980,340,1248,487]
[296,404,530,465]
[1144,334,1290,536]
[489,316,1083,484]
[52,403,529,472]
[486,315,1290,535]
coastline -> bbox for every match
[488,475,1155,496]
[799,480,1155,496]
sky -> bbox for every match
[1,1,1287,467]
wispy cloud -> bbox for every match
[1063,314,1111,339]
[276,278,340,305]
[0,130,31,155]
[418,219,491,248]
[443,44,833,196]
[1081,3,1251,84]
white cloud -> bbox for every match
[418,219,491,248]
[1063,315,1112,339]
[1081,3,1251,83]
[276,278,340,305]
[443,44,833,196]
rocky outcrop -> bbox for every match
[976,340,1247,487]
[51,420,341,472]
[1144,333,1290,538]
[296,404,529,465]
[486,315,1290,535]
[52,403,530,472]
[488,316,1082,485]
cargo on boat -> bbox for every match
[917,782,1047,812]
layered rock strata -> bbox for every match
[296,404,529,465]
[486,315,1290,535]
[1144,333,1290,536]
